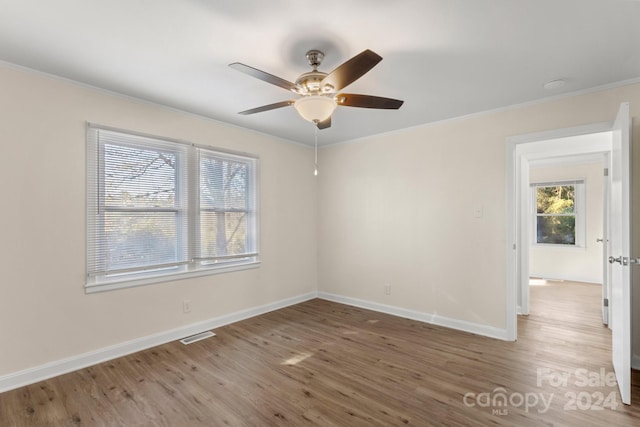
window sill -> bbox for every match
[531,244,586,252]
[85,261,261,294]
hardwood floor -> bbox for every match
[2,281,640,426]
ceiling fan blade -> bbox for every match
[321,49,382,92]
[238,100,295,115]
[336,93,404,109]
[316,116,331,130]
[229,62,298,92]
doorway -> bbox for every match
[506,103,632,404]
[528,154,608,324]
[505,123,613,341]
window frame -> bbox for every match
[86,123,260,293]
[193,148,259,268]
[530,180,585,248]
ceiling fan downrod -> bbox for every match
[305,50,324,70]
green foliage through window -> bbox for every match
[535,185,576,245]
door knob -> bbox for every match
[596,238,604,242]
[609,256,622,264]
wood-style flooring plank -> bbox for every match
[1,280,639,426]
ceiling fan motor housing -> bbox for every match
[293,50,334,95]
[295,71,331,95]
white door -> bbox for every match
[609,102,631,405]
[602,159,610,326]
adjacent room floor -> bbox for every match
[1,281,639,426]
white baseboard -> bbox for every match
[529,273,602,285]
[0,291,317,393]
[632,354,640,371]
[317,292,509,341]
[5,290,618,393]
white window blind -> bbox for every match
[195,149,258,265]
[86,124,259,292]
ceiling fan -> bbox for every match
[229,49,404,129]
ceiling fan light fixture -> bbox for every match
[293,95,338,123]
[294,95,337,123]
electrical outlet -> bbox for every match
[384,284,391,295]
[183,299,191,313]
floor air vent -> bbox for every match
[179,331,216,345]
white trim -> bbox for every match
[530,180,586,248]
[317,292,509,341]
[0,60,308,148]
[505,140,518,339]
[530,244,587,252]
[506,123,613,341]
[632,354,640,371]
[85,124,261,293]
[506,123,612,146]
[322,78,640,148]
[3,60,640,149]
[4,286,627,393]
[85,262,261,293]
[528,274,602,285]
[0,291,317,393]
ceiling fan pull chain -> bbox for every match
[314,124,318,176]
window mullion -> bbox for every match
[536,213,575,217]
[95,131,106,275]
[87,123,259,291]
[188,147,200,269]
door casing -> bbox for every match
[505,123,613,340]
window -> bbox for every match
[87,124,258,292]
[196,150,257,266]
[531,180,585,247]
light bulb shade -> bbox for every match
[294,95,337,123]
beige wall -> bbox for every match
[530,162,604,283]
[0,65,317,377]
[317,83,640,351]
[2,61,640,380]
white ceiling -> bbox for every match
[1,0,639,146]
